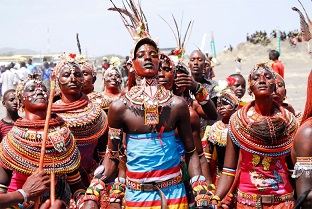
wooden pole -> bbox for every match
[35,78,56,208]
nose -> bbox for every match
[143,52,152,60]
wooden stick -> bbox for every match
[35,79,56,209]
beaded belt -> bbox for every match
[237,189,294,205]
[126,174,182,192]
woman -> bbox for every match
[210,63,297,208]
[272,73,296,115]
[51,53,108,186]
[0,78,84,208]
[101,67,122,112]
[291,71,312,208]
[0,89,20,140]
[202,84,239,185]
[79,58,107,110]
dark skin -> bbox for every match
[291,120,312,208]
[89,44,202,209]
[215,68,295,200]
[0,169,50,208]
[159,57,211,183]
[57,66,107,187]
[230,76,246,99]
[175,50,218,120]
[2,91,20,124]
[81,66,96,95]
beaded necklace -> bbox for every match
[0,116,80,175]
[123,76,173,126]
[229,101,297,157]
[52,94,107,146]
[205,121,228,147]
[101,91,121,110]
[87,91,107,110]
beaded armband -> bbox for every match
[221,167,236,177]
[292,157,312,178]
[109,177,126,203]
[83,178,106,205]
[67,172,82,185]
[204,152,212,163]
[190,175,213,207]
[221,193,234,208]
[108,127,123,141]
[185,147,196,154]
[195,84,210,105]
[0,184,8,194]
[211,195,222,207]
[73,189,85,208]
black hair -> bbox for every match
[2,89,16,102]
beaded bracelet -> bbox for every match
[109,127,123,141]
[221,167,236,177]
[17,189,27,203]
[185,147,196,154]
[109,178,126,203]
[86,178,106,197]
[195,84,210,105]
[204,152,212,163]
[211,195,222,207]
[0,184,8,194]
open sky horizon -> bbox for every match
[0,0,308,57]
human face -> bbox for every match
[189,51,205,77]
[3,92,18,112]
[273,74,286,104]
[22,80,48,111]
[133,44,159,77]
[158,60,174,90]
[104,69,122,89]
[249,68,275,97]
[230,76,246,99]
[217,97,236,119]
[82,66,94,92]
[58,65,83,95]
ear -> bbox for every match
[2,100,5,106]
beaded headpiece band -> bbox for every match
[248,63,276,95]
[104,67,122,80]
[215,76,239,109]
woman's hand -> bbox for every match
[22,170,50,201]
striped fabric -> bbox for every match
[126,131,188,209]
[0,119,14,142]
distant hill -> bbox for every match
[216,38,311,68]
[0,47,38,56]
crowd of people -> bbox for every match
[0,1,311,209]
[246,29,303,46]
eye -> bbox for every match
[136,53,144,58]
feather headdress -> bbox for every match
[108,0,158,59]
[108,0,150,41]
[292,0,312,42]
[159,14,194,61]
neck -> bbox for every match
[192,73,202,82]
[4,111,19,122]
[222,118,230,124]
[61,92,82,103]
[105,86,120,95]
[25,111,47,121]
[135,75,159,86]
[82,86,94,95]
[254,96,274,116]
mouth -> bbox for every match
[144,63,154,69]
[258,86,268,90]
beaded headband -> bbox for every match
[104,67,122,80]
[15,78,47,110]
[215,76,239,108]
[53,53,81,79]
[159,53,174,71]
[248,62,276,81]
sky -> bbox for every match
[0,0,307,57]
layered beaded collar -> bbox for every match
[123,75,173,126]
